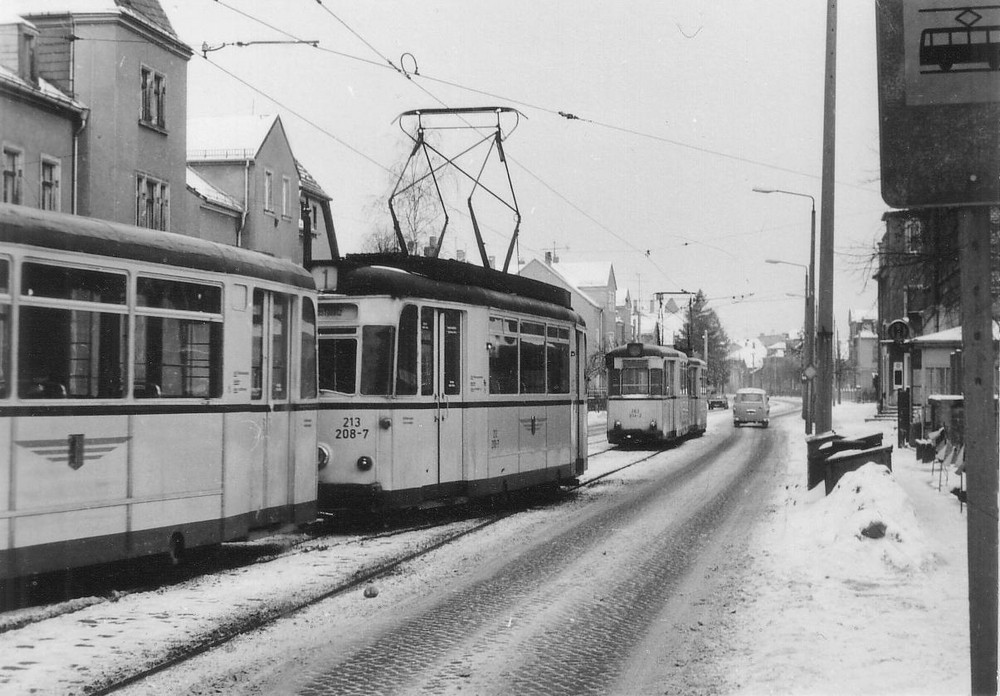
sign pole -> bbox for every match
[959,206,998,696]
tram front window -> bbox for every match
[319,333,357,394]
[621,367,649,395]
[360,325,395,395]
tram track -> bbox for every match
[86,436,675,696]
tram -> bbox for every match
[0,205,319,581]
[605,342,708,446]
[311,255,588,510]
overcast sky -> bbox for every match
[164,0,886,341]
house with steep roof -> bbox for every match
[6,0,193,231]
[520,256,617,351]
[187,114,304,263]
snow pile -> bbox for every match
[801,462,929,572]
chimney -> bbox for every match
[456,249,466,262]
[545,251,552,265]
[488,255,496,269]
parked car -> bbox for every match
[707,393,729,410]
[733,388,769,428]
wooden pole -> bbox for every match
[959,206,998,696]
[815,0,837,434]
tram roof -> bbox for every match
[605,343,688,359]
[313,255,583,325]
[0,204,315,290]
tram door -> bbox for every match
[249,289,294,523]
[423,307,463,490]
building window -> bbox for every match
[264,170,274,213]
[2,148,22,204]
[40,158,59,211]
[902,219,922,254]
[282,176,290,218]
[140,66,166,129]
[135,174,170,231]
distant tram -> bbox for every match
[605,342,707,445]
[0,205,319,582]
[311,255,588,510]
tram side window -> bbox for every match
[650,367,664,395]
[443,310,461,395]
[318,330,357,394]
[135,277,222,398]
[0,259,8,398]
[19,263,127,399]
[271,295,289,399]
[546,326,570,394]
[420,307,435,396]
[489,317,518,394]
[301,298,317,399]
[396,304,418,395]
[520,321,546,393]
[360,325,395,395]
[19,307,126,398]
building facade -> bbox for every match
[1,18,87,214]
[9,0,192,232]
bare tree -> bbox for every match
[361,138,450,255]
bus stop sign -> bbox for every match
[876,0,1000,208]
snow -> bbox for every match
[725,403,972,695]
[0,403,980,695]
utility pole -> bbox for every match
[959,206,998,696]
[815,0,837,434]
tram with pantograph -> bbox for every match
[0,204,319,583]
[605,342,708,445]
[311,255,588,510]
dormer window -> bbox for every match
[140,66,166,130]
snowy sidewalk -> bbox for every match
[726,402,971,695]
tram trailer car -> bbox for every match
[605,343,707,445]
[0,205,319,582]
[310,255,588,511]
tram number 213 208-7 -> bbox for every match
[335,416,370,439]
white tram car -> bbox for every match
[0,205,318,581]
[311,255,588,510]
[605,343,708,445]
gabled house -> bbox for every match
[187,114,303,263]
[4,0,191,230]
[519,256,615,356]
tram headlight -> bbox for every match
[614,420,622,430]
[317,443,332,470]
[649,420,657,430]
[357,455,374,472]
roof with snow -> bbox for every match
[549,261,615,290]
[7,0,178,39]
[0,64,86,113]
[518,259,601,310]
[186,168,242,213]
[849,308,877,323]
[187,114,282,162]
[909,324,1000,346]
[296,159,330,201]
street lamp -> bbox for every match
[766,258,813,433]
[754,187,816,434]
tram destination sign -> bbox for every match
[876,0,1000,208]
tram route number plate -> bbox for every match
[335,416,369,439]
